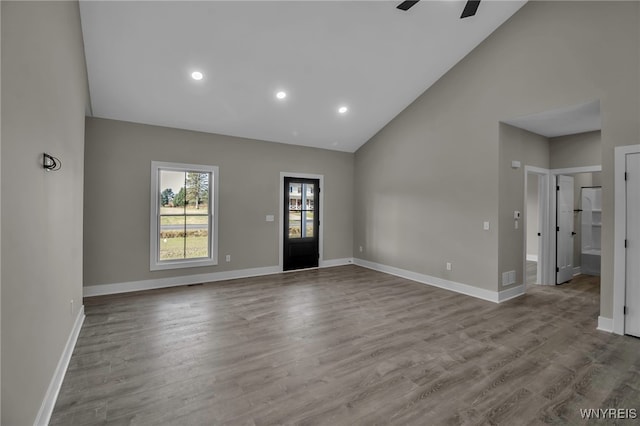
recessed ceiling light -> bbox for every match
[191,71,204,81]
[276,91,287,100]
[338,106,348,114]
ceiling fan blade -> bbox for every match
[397,1,420,12]
[460,0,481,18]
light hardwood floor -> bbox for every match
[51,266,640,425]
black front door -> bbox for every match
[283,177,319,271]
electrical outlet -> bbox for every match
[446,262,452,271]
[225,254,231,262]
[483,221,490,231]
[359,246,363,253]
[70,299,74,315]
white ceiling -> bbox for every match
[80,0,526,152]
[503,100,601,138]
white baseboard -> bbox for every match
[498,284,526,302]
[353,258,522,304]
[526,254,538,262]
[34,306,85,426]
[84,266,281,297]
[84,259,356,297]
[319,258,353,268]
[597,316,613,333]
[573,266,582,276]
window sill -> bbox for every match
[150,258,218,271]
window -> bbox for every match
[150,161,218,270]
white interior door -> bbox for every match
[536,176,546,283]
[625,153,640,337]
[556,175,574,284]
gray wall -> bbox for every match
[550,130,601,169]
[83,118,354,287]
[1,1,88,424]
[354,0,639,311]
[499,124,550,287]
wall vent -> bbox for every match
[502,270,516,286]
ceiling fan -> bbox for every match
[397,0,481,19]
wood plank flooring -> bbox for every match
[51,266,640,425]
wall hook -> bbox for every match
[43,153,62,171]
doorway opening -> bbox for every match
[524,166,602,287]
[502,99,602,292]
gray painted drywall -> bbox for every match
[83,118,354,287]
[1,1,88,424]
[499,124,550,287]
[354,1,639,311]
[550,131,601,169]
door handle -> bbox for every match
[571,232,577,236]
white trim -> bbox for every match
[150,161,219,271]
[537,172,547,285]
[84,260,354,297]
[573,266,582,276]
[319,257,353,268]
[614,144,640,335]
[279,172,324,271]
[353,258,523,304]
[526,254,538,262]
[498,284,526,303]
[597,316,614,333]
[84,266,280,297]
[34,306,85,426]
[550,165,602,175]
[524,166,550,287]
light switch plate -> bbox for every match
[266,215,274,222]
[483,221,490,230]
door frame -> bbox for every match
[523,165,602,287]
[524,166,551,286]
[279,172,324,272]
[613,144,640,335]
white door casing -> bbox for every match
[624,153,640,337]
[556,175,574,284]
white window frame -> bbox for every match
[150,161,219,271]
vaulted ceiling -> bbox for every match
[80,1,526,152]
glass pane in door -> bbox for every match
[304,211,314,238]
[289,210,301,238]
